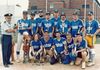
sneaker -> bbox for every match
[16,59,21,63]
[70,61,74,65]
[81,62,86,69]
[87,62,95,67]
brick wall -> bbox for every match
[28,0,100,19]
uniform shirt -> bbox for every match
[17,19,30,34]
[66,39,75,53]
[1,21,14,35]
[70,19,83,37]
[57,19,70,34]
[41,37,54,50]
[85,20,99,35]
[31,40,42,51]
[42,19,54,33]
[29,19,38,34]
[76,39,87,51]
[51,17,60,31]
[36,17,45,27]
[54,38,66,54]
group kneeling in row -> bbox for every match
[22,31,88,69]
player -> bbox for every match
[16,11,30,62]
[85,11,99,66]
[57,12,70,38]
[41,12,54,37]
[29,12,38,35]
[70,12,84,37]
[66,33,76,65]
[75,33,88,69]
[36,10,45,37]
[40,31,54,62]
[51,9,60,37]
[53,31,67,64]
[30,33,44,64]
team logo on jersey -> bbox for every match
[72,26,78,29]
[54,22,57,25]
[33,46,39,49]
[55,43,63,47]
[45,23,52,28]
[44,44,51,48]
[32,23,36,27]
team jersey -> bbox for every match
[76,39,87,51]
[66,39,75,53]
[41,37,54,50]
[29,19,38,34]
[70,19,83,37]
[42,19,54,33]
[57,19,70,34]
[54,38,66,54]
[51,17,60,26]
[85,20,99,35]
[36,17,45,27]
[31,40,42,51]
[17,19,30,34]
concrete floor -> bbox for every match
[0,44,100,70]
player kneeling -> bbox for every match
[75,34,88,69]
[50,31,67,64]
[30,33,44,65]
[23,32,31,63]
[41,31,54,63]
[65,33,76,65]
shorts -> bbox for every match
[77,51,88,58]
[85,35,96,48]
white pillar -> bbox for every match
[46,0,48,12]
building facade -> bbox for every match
[28,0,100,19]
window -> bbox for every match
[82,4,90,8]
[31,6,37,10]
[50,3,54,9]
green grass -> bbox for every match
[96,38,100,44]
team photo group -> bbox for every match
[1,9,100,69]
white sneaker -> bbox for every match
[70,61,74,65]
[87,62,95,67]
[82,62,86,69]
[16,58,21,63]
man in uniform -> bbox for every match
[1,13,15,67]
[51,9,60,37]
[36,10,45,37]
[57,12,70,38]
[85,11,99,66]
[41,12,54,37]
[16,11,30,62]
[70,12,84,37]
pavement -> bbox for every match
[0,44,100,70]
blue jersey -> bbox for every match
[17,19,30,34]
[85,20,99,35]
[58,19,70,34]
[51,17,60,32]
[51,17,60,27]
[42,19,54,33]
[31,40,42,51]
[66,39,75,53]
[36,17,45,27]
[76,39,87,51]
[41,37,54,50]
[54,38,66,54]
[29,19,38,34]
[70,19,83,37]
